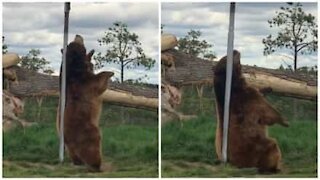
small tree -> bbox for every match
[2,36,8,54]
[95,21,155,83]
[19,49,53,73]
[177,30,216,60]
[262,3,317,71]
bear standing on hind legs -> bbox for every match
[57,35,114,172]
[213,50,289,173]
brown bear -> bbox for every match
[57,35,114,172]
[213,50,289,173]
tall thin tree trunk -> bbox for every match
[294,47,298,71]
[121,60,124,83]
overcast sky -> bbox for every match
[3,2,159,84]
[162,2,318,69]
[2,2,318,85]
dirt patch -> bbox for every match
[163,160,218,172]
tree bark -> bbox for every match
[163,49,317,101]
[121,60,124,83]
[294,45,298,71]
[7,66,158,110]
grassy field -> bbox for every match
[162,85,317,177]
[3,97,158,177]
[3,85,318,177]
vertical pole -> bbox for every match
[222,2,236,163]
[59,2,70,163]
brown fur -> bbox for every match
[57,36,114,172]
[213,50,288,173]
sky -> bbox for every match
[2,2,318,85]
[162,2,318,69]
[3,2,159,84]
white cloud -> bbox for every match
[163,5,228,28]
[7,31,62,47]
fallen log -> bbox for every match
[163,49,317,101]
[3,53,20,81]
[161,34,178,52]
[3,53,21,68]
[7,66,158,110]
[102,90,157,110]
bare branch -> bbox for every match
[297,42,313,52]
[123,58,136,67]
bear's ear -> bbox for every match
[87,49,95,61]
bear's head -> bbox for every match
[64,35,95,84]
[214,50,241,79]
[213,50,244,104]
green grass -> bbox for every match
[161,115,216,165]
[3,97,158,177]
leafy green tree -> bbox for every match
[262,3,317,71]
[95,21,155,83]
[19,49,53,74]
[2,36,8,54]
[177,30,216,60]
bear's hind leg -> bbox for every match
[67,145,84,166]
[75,129,102,172]
[78,145,102,172]
[258,138,281,173]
